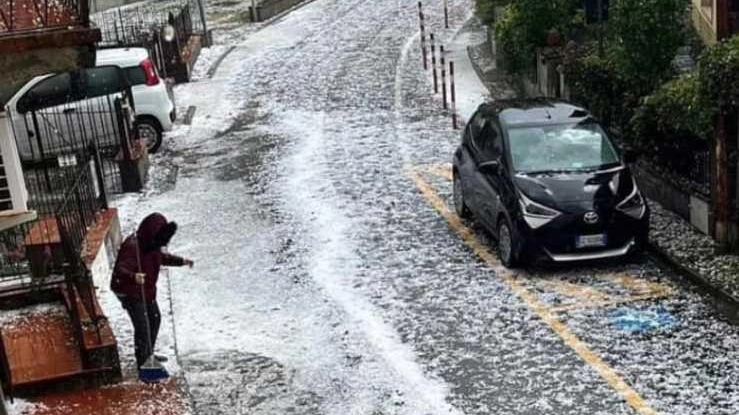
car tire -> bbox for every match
[135,118,163,154]
[497,217,520,268]
[453,172,471,219]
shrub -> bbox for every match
[631,72,713,142]
[609,0,689,90]
[698,34,739,110]
[565,49,638,135]
[493,0,576,74]
[629,73,712,177]
[475,0,509,24]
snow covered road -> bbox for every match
[107,0,739,414]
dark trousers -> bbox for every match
[120,296,161,368]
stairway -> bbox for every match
[0,285,120,396]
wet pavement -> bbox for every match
[103,1,739,414]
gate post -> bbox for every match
[90,142,109,209]
[114,98,149,193]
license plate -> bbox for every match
[576,234,607,248]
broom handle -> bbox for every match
[135,237,155,362]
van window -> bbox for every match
[124,66,146,86]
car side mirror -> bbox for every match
[623,150,637,164]
[479,160,500,175]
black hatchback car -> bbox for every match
[452,99,649,267]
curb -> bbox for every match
[647,242,739,322]
[206,0,318,79]
[206,45,237,79]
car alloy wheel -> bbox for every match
[497,218,519,268]
[453,174,471,219]
[136,120,163,153]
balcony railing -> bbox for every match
[0,0,89,35]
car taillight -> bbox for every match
[140,58,160,86]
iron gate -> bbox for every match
[93,0,203,82]
[9,67,138,196]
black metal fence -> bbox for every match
[13,94,136,196]
[93,0,202,82]
[0,149,106,286]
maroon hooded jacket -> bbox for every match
[111,213,186,301]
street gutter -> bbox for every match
[647,243,739,323]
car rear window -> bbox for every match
[124,66,146,86]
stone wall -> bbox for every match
[251,0,305,22]
[632,163,713,236]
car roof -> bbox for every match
[95,47,149,68]
[478,98,592,127]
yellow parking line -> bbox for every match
[425,163,454,181]
[411,170,660,415]
[538,280,613,303]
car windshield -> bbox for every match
[507,122,620,174]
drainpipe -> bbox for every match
[717,0,729,40]
[715,110,730,252]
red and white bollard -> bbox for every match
[450,61,457,129]
[431,33,438,93]
[440,45,447,110]
[418,2,428,70]
[443,0,449,29]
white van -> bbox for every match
[6,48,175,161]
[96,47,176,153]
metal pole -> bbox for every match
[251,0,258,22]
[118,8,127,44]
[419,2,427,70]
[597,0,603,56]
[450,61,457,129]
[443,0,449,29]
[440,45,447,109]
[196,0,209,46]
[431,34,438,93]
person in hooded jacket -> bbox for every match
[111,213,194,371]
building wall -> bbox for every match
[693,0,719,44]
[0,45,96,109]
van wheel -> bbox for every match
[497,217,520,268]
[453,173,471,219]
[135,118,163,154]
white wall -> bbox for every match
[0,111,29,212]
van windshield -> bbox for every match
[507,122,620,174]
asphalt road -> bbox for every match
[120,0,739,414]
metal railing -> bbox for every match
[93,0,203,79]
[94,0,197,47]
[0,144,107,284]
[0,0,88,34]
